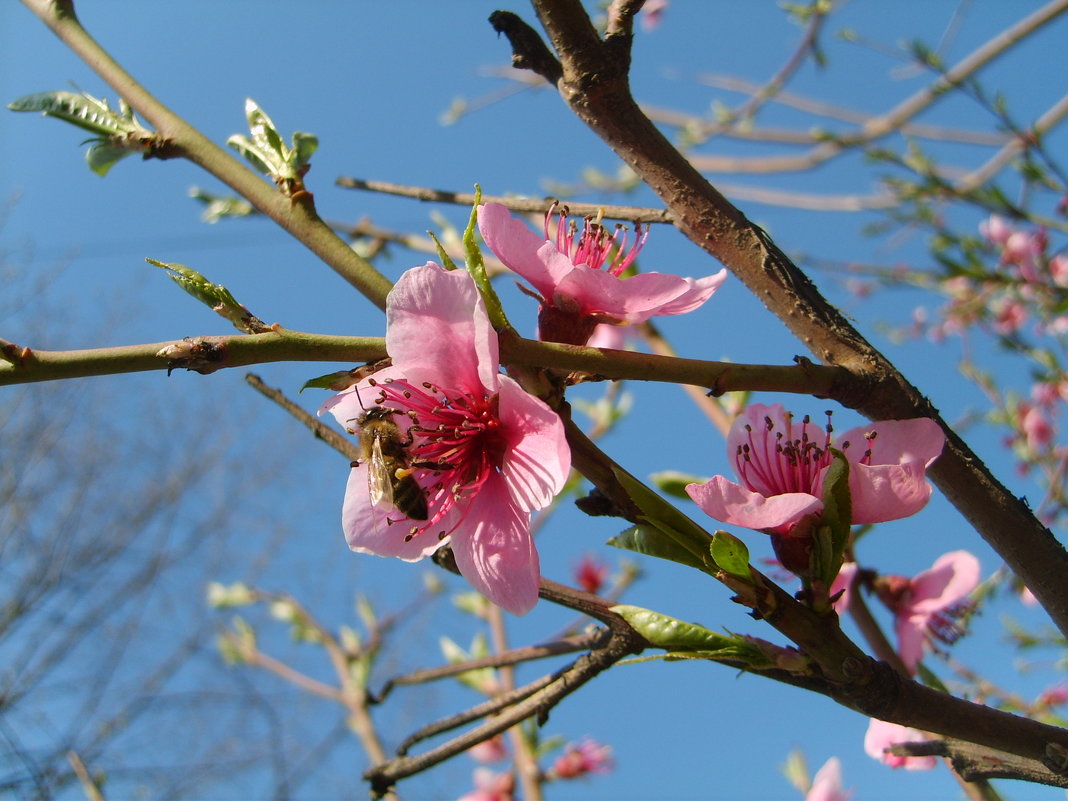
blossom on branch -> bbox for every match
[477,201,726,345]
[321,263,570,615]
[550,738,613,780]
[686,403,945,535]
[864,719,936,771]
[874,550,980,673]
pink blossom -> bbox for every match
[458,768,515,801]
[685,404,945,536]
[1037,683,1068,708]
[991,298,1027,334]
[321,264,571,615]
[640,0,669,32]
[574,553,610,595]
[1049,254,1068,287]
[477,202,726,345]
[468,735,508,764]
[806,757,850,801]
[1020,405,1054,450]
[1000,229,1044,275]
[875,550,980,673]
[864,719,936,770]
[551,738,613,780]
[1031,380,1059,407]
[979,214,1013,245]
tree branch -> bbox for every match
[502,0,1068,640]
[19,0,393,309]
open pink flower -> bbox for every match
[551,738,613,780]
[806,757,850,801]
[875,550,980,673]
[477,202,726,345]
[686,404,945,535]
[320,263,570,615]
[864,719,936,770]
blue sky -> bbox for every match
[3,2,1067,800]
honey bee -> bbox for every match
[357,406,429,521]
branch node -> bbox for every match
[488,11,563,85]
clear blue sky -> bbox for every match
[2,2,1066,800]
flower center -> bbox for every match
[367,378,506,540]
[734,412,834,496]
[545,203,647,277]
[733,410,879,498]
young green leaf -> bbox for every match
[607,524,709,573]
[709,530,751,580]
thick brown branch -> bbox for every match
[510,0,1068,639]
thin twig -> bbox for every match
[245,373,360,461]
[370,634,598,703]
[686,1,1068,173]
[335,178,676,223]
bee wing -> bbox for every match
[367,434,394,508]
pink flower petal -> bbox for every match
[478,203,570,296]
[450,472,541,615]
[848,461,934,524]
[554,268,725,322]
[909,550,980,614]
[341,465,443,561]
[864,719,936,770]
[385,262,497,395]
[894,613,928,674]
[497,377,571,512]
[806,757,848,801]
[839,417,945,467]
[686,476,823,532]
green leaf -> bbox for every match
[148,258,266,333]
[228,98,317,188]
[291,131,319,168]
[189,187,257,223]
[649,470,705,500]
[709,530,751,579]
[300,370,357,393]
[607,523,708,573]
[85,140,136,176]
[463,184,513,333]
[610,465,716,569]
[9,90,155,176]
[8,89,144,136]
[427,230,457,271]
[612,605,736,651]
[612,605,774,668]
[814,448,851,585]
